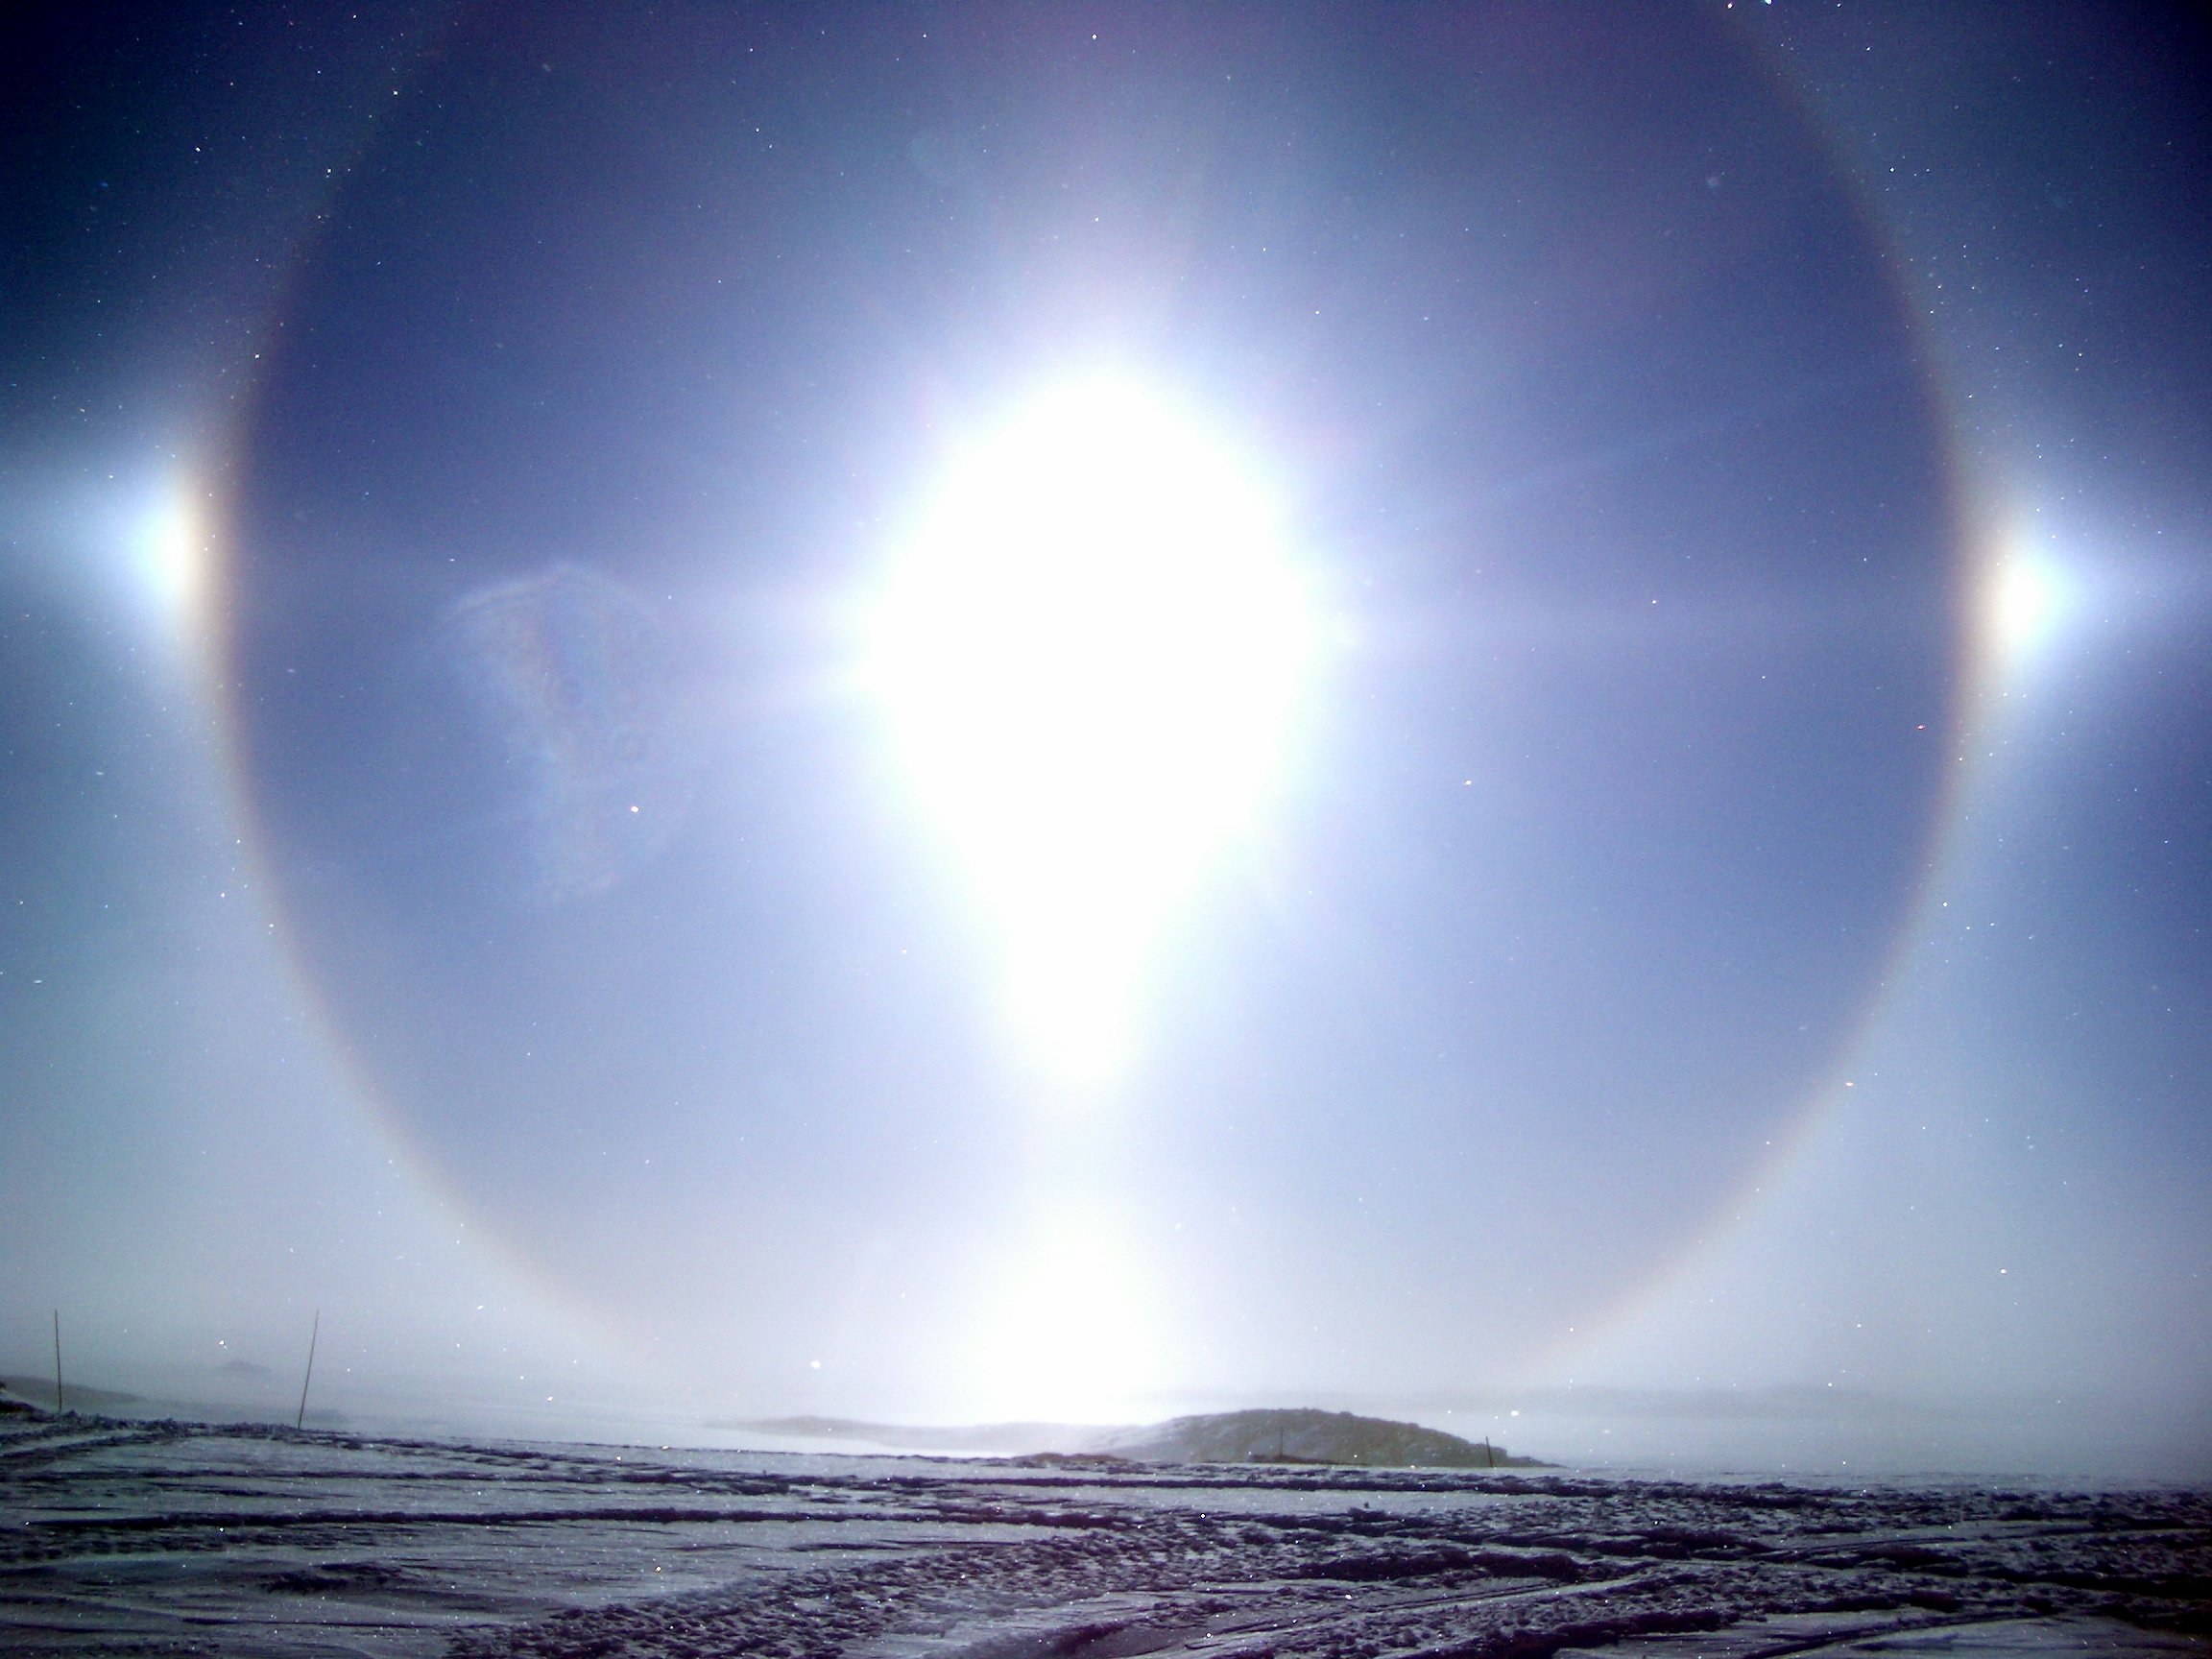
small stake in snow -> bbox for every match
[53,1310,63,1414]
[296,1310,319,1431]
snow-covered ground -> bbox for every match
[3,1415,2204,1658]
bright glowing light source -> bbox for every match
[1984,539,2077,678]
[1990,555,2061,656]
[869,377,1313,1081]
[128,476,212,636]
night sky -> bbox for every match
[5,3,2207,1477]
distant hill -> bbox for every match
[1098,1408,1548,1469]
[727,1407,1550,1469]
[0,1375,141,1412]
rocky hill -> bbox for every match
[734,1407,1549,1468]
[1097,1408,1547,1468]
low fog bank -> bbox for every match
[8,1358,2204,1484]
[1358,1382,2211,1484]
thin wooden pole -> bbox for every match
[53,1310,63,1414]
[295,1310,319,1431]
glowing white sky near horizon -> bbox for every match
[965,1199,1166,1424]
[867,379,1314,1083]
